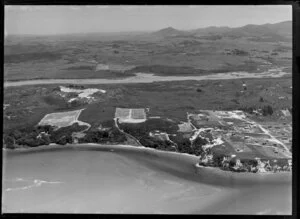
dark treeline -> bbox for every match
[3,121,128,149]
[119,119,179,151]
[119,119,211,155]
[78,127,126,144]
[4,123,85,148]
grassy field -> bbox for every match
[3,77,292,134]
[4,33,292,81]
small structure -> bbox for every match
[232,159,243,170]
[242,81,247,90]
[255,158,267,173]
[149,130,170,141]
[36,131,49,140]
[281,109,291,117]
[96,64,110,71]
[178,122,193,133]
[221,156,230,168]
[3,104,10,110]
[72,132,86,144]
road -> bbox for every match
[113,118,143,147]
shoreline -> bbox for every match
[2,143,292,214]
[4,143,292,177]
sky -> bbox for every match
[5,5,292,35]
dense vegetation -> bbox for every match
[118,119,212,155]
[4,52,62,63]
[4,123,86,148]
[119,119,178,151]
[3,121,127,149]
[79,127,127,144]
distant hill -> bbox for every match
[222,21,292,40]
[191,26,232,35]
[152,27,192,37]
[153,21,292,42]
[5,20,292,43]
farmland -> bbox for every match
[115,108,147,123]
[38,109,83,128]
[3,75,292,172]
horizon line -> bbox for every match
[5,20,292,37]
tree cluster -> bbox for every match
[3,123,88,148]
[79,127,127,144]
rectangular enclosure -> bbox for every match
[38,110,82,128]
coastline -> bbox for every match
[2,143,292,214]
[3,143,292,179]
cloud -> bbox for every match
[120,6,140,11]
[83,5,110,9]
[97,6,110,9]
[18,6,48,11]
[70,6,81,10]
[19,6,35,11]
[188,5,201,9]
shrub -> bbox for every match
[176,138,194,154]
[4,135,15,148]
[259,97,264,102]
[262,105,273,116]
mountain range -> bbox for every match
[5,20,292,43]
[152,21,292,41]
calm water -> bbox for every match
[2,145,292,214]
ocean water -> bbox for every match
[2,145,292,214]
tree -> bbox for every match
[259,97,264,102]
[262,105,273,116]
[39,134,51,145]
[177,138,194,154]
[10,130,22,139]
[4,135,15,149]
[56,136,68,145]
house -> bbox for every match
[72,132,86,144]
[178,122,193,133]
[242,81,247,90]
[96,63,109,71]
[281,109,291,117]
[149,131,170,141]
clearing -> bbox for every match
[38,109,90,130]
[115,108,147,123]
